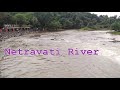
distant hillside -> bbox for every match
[0,12,120,31]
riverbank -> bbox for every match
[109,31,120,35]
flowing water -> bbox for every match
[0,30,120,78]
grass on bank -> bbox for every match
[79,26,109,31]
[80,27,94,31]
[108,31,120,35]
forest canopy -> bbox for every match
[0,12,120,31]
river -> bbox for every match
[0,30,120,78]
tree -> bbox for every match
[0,12,11,28]
[1,12,120,31]
[12,13,27,27]
[24,12,34,25]
[31,16,39,28]
[47,20,62,30]
[111,22,120,31]
[34,12,54,30]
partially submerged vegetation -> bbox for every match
[80,26,101,31]
[109,31,120,35]
[80,27,94,31]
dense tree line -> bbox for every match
[0,12,120,31]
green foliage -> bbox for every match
[61,19,73,29]
[13,13,27,27]
[80,27,93,31]
[34,12,54,30]
[31,16,39,28]
[0,12,120,32]
[24,12,34,25]
[109,31,120,35]
[111,22,120,31]
[0,12,11,28]
[48,20,62,30]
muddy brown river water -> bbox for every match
[0,30,120,78]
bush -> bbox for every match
[80,27,94,31]
[111,22,120,32]
[47,20,62,31]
